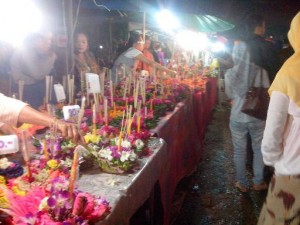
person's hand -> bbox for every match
[166,69,177,76]
[55,120,80,143]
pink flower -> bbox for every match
[72,192,110,223]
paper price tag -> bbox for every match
[63,105,80,122]
[54,84,66,102]
[86,73,100,94]
[0,135,19,155]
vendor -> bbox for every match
[10,31,57,109]
[136,36,154,75]
[0,93,79,141]
[112,34,175,82]
[73,32,101,94]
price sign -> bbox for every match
[54,84,66,102]
[86,73,100,94]
[63,105,80,122]
[0,135,19,155]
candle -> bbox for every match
[127,118,132,135]
[80,71,85,93]
[49,76,53,101]
[21,130,32,181]
[110,80,114,105]
[123,78,128,99]
[117,131,123,151]
[93,104,97,135]
[134,80,140,109]
[77,96,86,127]
[18,80,24,101]
[69,148,79,196]
[81,96,86,110]
[45,76,50,104]
[137,116,141,133]
[125,98,128,109]
[104,98,108,126]
[43,139,49,161]
[98,111,102,125]
[150,99,153,111]
[100,72,105,97]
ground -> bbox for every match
[171,104,268,225]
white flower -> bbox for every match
[0,158,13,169]
[129,152,137,161]
[60,158,72,168]
[39,197,49,211]
[99,148,113,161]
[134,139,144,150]
[121,140,131,148]
[120,151,130,162]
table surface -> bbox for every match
[78,77,218,225]
[78,138,167,225]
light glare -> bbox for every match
[0,0,42,46]
[156,9,179,34]
[176,30,209,52]
[211,42,226,52]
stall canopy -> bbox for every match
[79,0,235,33]
[177,14,235,33]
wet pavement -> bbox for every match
[171,104,268,225]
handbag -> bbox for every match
[241,69,270,120]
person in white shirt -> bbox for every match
[112,34,174,82]
[258,12,300,225]
[225,40,270,193]
[0,93,79,141]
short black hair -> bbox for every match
[246,13,265,33]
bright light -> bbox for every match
[176,30,209,52]
[0,0,42,46]
[156,9,179,34]
[99,45,103,49]
[211,42,226,52]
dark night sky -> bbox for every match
[35,0,300,39]
[164,0,300,37]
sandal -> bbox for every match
[252,182,268,191]
[235,182,249,193]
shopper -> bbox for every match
[258,12,300,225]
[225,40,269,193]
[245,13,280,83]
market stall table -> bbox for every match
[78,139,167,225]
[150,77,217,225]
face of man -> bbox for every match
[256,21,266,37]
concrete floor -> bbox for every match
[172,104,268,225]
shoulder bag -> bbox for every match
[241,69,270,120]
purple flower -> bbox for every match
[47,196,57,208]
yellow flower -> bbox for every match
[47,159,59,169]
[84,133,100,144]
[0,186,9,208]
[12,185,26,196]
[0,176,6,185]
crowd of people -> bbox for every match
[0,8,299,224]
